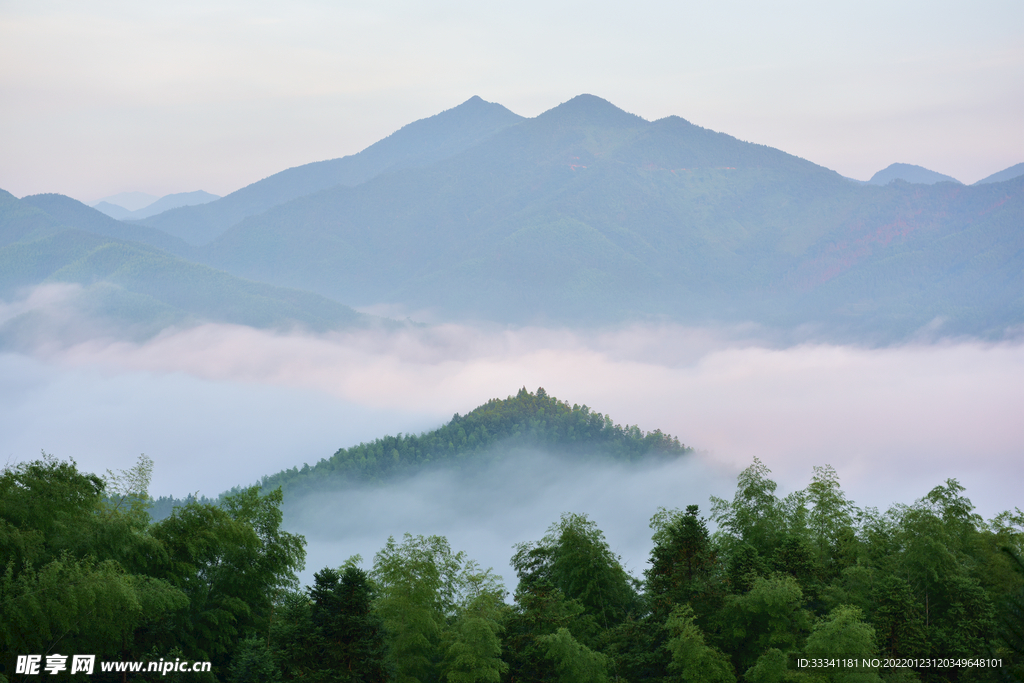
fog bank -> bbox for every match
[288,450,737,589]
[2,287,1021,523]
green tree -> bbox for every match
[299,566,392,682]
[372,534,466,683]
[665,604,736,683]
[647,505,719,621]
[536,627,609,683]
[502,582,586,683]
[710,459,785,559]
[719,574,811,673]
[0,454,187,670]
[151,486,305,668]
[229,635,282,683]
[512,512,637,631]
[871,576,928,660]
[803,605,881,683]
[443,582,507,683]
[743,649,790,683]
[804,465,858,574]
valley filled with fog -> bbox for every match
[3,282,1022,584]
[4,3,1023,678]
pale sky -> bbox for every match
[1,0,1022,202]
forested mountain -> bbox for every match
[181,388,687,510]
[136,96,524,245]
[20,193,193,253]
[5,95,1022,339]
[0,189,371,338]
[185,94,1024,337]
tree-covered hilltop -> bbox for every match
[255,387,690,499]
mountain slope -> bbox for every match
[256,386,690,497]
[21,193,193,254]
[192,95,1023,336]
[137,96,525,245]
[975,162,1024,185]
[93,190,220,220]
[868,163,961,185]
[0,190,371,338]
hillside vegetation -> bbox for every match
[251,387,689,499]
[0,189,370,338]
[5,450,1022,683]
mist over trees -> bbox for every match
[3,392,1023,682]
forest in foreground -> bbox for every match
[2,393,1023,683]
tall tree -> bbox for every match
[512,513,637,632]
[372,534,466,683]
[646,505,718,622]
[300,566,392,682]
[710,459,785,560]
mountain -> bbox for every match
[136,96,525,245]
[192,94,1024,337]
[975,162,1024,185]
[0,189,372,339]
[21,193,193,254]
[157,387,689,513]
[91,201,136,220]
[200,95,843,321]
[93,190,220,220]
[7,95,1022,340]
[91,190,157,212]
[868,163,961,185]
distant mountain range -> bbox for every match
[92,190,220,221]
[0,190,372,345]
[3,94,1022,340]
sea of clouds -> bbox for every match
[2,284,1022,585]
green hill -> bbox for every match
[22,193,194,253]
[256,387,690,498]
[0,189,371,338]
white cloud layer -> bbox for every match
[3,302,1022,524]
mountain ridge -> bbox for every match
[146,386,693,519]
[136,96,525,245]
[868,162,962,186]
[0,190,375,339]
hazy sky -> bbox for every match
[2,0,1022,201]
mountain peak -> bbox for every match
[868,163,961,186]
[536,94,647,128]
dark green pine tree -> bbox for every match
[308,566,392,682]
[646,505,717,621]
